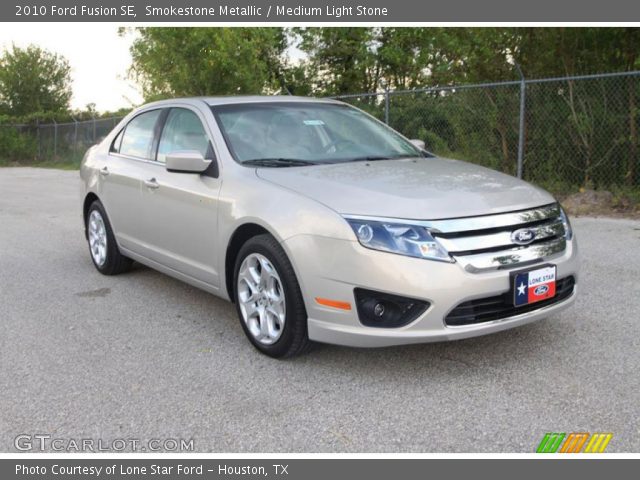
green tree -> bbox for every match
[293,28,380,95]
[0,45,72,116]
[512,27,639,77]
[124,27,287,100]
[376,28,443,90]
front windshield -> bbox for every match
[211,102,424,165]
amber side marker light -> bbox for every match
[315,297,352,310]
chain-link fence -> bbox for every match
[37,117,123,163]
[1,71,638,197]
[0,116,124,166]
[335,71,640,196]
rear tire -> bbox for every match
[233,234,310,358]
[86,200,133,275]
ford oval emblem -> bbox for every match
[511,228,536,245]
[534,285,549,296]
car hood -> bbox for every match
[256,157,555,219]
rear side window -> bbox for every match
[157,108,210,163]
[119,110,162,160]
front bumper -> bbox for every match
[282,234,579,347]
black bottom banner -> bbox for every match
[3,459,637,480]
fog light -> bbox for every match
[354,288,429,328]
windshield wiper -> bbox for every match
[347,155,412,162]
[242,158,318,167]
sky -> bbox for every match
[0,24,306,114]
[0,23,144,112]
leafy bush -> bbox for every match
[0,127,37,164]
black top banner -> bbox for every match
[5,0,640,22]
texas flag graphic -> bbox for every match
[514,266,556,306]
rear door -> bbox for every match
[139,106,222,287]
[100,109,164,252]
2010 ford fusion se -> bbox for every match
[80,96,578,358]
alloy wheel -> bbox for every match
[88,210,108,267]
[237,253,286,345]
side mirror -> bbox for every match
[410,139,426,150]
[165,151,211,173]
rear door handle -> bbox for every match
[144,178,159,189]
[99,167,109,176]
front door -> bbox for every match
[139,107,221,287]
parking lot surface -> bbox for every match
[1,167,638,452]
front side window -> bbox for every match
[211,102,423,166]
[157,108,210,163]
[119,110,162,160]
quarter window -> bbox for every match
[119,110,162,160]
[157,108,210,163]
[110,128,124,153]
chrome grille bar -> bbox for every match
[423,203,560,234]
[453,237,567,272]
[435,218,565,254]
[430,203,568,272]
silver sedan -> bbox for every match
[80,96,578,358]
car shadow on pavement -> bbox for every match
[307,318,564,371]
[115,260,573,379]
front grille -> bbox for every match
[425,203,568,272]
[445,276,576,326]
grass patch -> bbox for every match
[1,154,81,170]
[0,160,79,170]
[30,160,80,170]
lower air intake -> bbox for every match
[445,276,576,326]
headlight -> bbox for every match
[344,217,453,262]
[559,207,573,240]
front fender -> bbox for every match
[216,167,355,300]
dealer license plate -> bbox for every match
[512,264,557,307]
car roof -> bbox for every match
[204,95,342,106]
[139,96,343,109]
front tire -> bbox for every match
[86,200,132,275]
[233,234,310,358]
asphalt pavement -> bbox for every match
[0,167,638,452]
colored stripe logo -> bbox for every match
[536,432,612,453]
[584,433,613,453]
[537,433,565,453]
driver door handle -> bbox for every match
[144,178,159,189]
[99,167,109,176]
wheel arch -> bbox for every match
[225,222,273,302]
[82,192,100,237]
